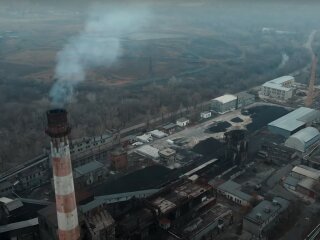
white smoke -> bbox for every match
[50,5,151,106]
[278,53,289,69]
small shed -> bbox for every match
[176,118,190,127]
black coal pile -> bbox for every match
[246,105,289,133]
[207,121,231,133]
[230,117,243,123]
[193,137,225,160]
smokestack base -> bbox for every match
[45,109,71,138]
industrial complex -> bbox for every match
[1,72,320,240]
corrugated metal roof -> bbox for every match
[162,123,177,130]
[262,82,291,91]
[217,180,252,201]
[212,94,237,104]
[150,130,167,138]
[245,197,289,224]
[298,177,317,191]
[283,176,299,187]
[288,127,320,144]
[135,145,159,159]
[0,218,38,233]
[262,76,294,91]
[292,165,320,180]
[74,160,104,175]
[268,107,319,132]
[268,76,294,85]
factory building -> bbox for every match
[159,148,176,166]
[243,197,290,238]
[180,204,233,240]
[283,165,320,200]
[260,76,295,100]
[38,196,115,240]
[0,197,50,240]
[161,123,178,135]
[117,179,226,240]
[74,160,106,187]
[285,127,320,152]
[211,94,237,114]
[259,142,297,164]
[216,180,253,206]
[291,165,320,181]
[110,148,128,171]
[135,145,160,160]
[211,92,255,114]
[296,178,318,199]
[0,154,50,197]
[136,133,153,143]
[224,129,248,167]
[149,130,167,139]
[70,133,115,168]
[283,176,300,191]
[268,107,320,138]
[236,92,255,108]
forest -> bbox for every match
[0,0,317,171]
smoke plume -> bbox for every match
[278,53,289,69]
[50,5,151,106]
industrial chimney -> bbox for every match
[45,109,80,240]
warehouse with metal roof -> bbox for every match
[285,127,320,152]
[268,107,320,137]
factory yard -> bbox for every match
[152,108,251,150]
[0,4,320,238]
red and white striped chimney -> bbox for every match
[46,109,80,240]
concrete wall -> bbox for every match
[237,94,255,108]
[261,86,293,100]
[268,125,292,138]
[217,189,250,206]
[211,99,237,114]
[243,218,261,237]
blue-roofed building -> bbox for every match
[268,107,320,138]
[285,127,320,152]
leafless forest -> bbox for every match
[0,0,318,170]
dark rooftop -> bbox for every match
[6,199,50,224]
[93,165,179,196]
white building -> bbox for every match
[200,111,212,119]
[135,145,160,160]
[285,127,320,152]
[211,94,237,114]
[268,107,320,138]
[176,118,190,127]
[149,130,168,139]
[260,76,295,101]
[136,133,153,143]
